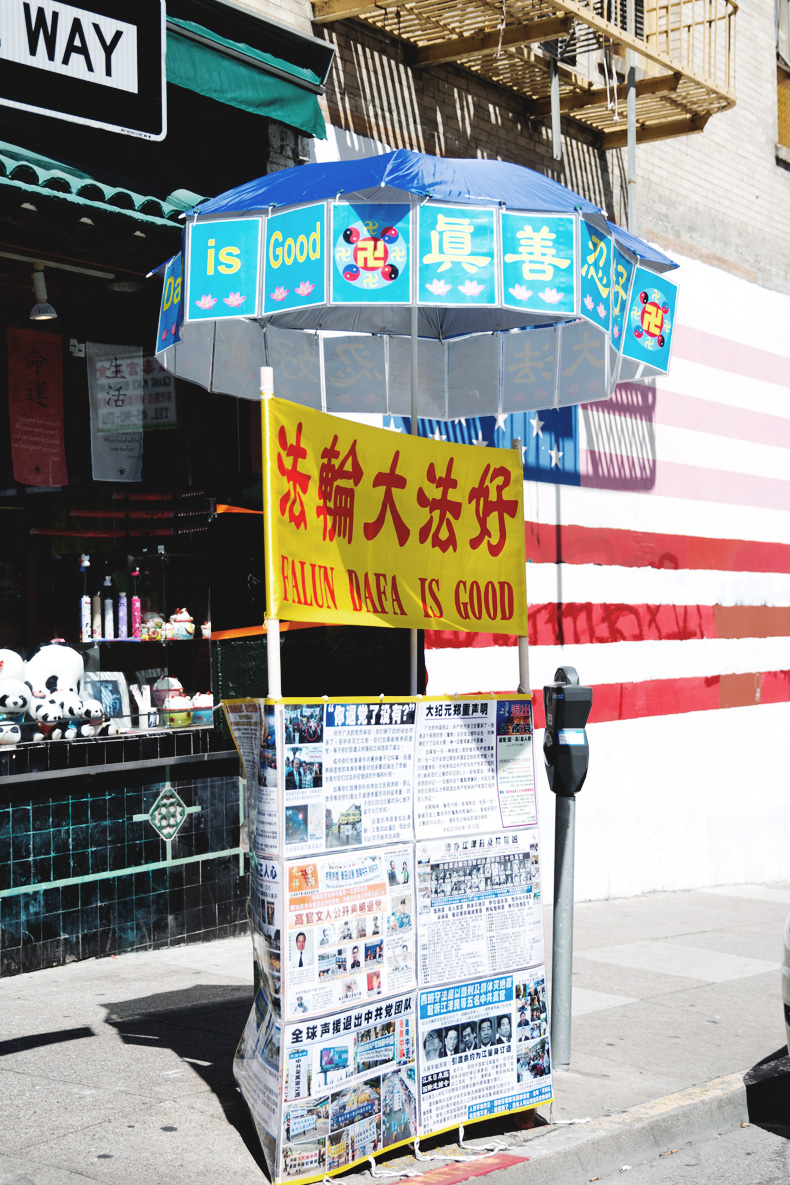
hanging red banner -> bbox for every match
[7,328,67,487]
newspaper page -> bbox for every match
[495,699,537,827]
[414,697,535,839]
[417,970,552,1135]
[250,854,284,1015]
[415,829,544,987]
[285,846,415,1021]
[322,700,415,850]
[234,985,283,1171]
[280,990,417,1182]
[282,700,416,857]
[224,699,280,855]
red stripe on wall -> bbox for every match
[524,521,790,574]
[428,604,790,649]
[671,324,790,388]
[529,668,790,727]
[585,384,790,450]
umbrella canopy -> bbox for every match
[157,150,678,417]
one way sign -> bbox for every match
[0,0,166,139]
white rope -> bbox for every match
[367,1156,422,1179]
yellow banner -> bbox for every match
[263,397,527,633]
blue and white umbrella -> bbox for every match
[156,149,678,421]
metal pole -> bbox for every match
[260,366,282,701]
[551,793,576,1071]
[550,56,562,162]
[409,243,420,697]
[626,0,637,232]
[511,437,530,694]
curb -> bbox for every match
[485,1071,748,1184]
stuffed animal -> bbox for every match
[0,723,21,747]
[0,649,24,682]
[24,642,84,699]
[0,678,31,723]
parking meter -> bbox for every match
[543,666,592,797]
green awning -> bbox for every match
[167,17,327,140]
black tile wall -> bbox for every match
[0,757,248,978]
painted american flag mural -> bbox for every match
[401,252,790,898]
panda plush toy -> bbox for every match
[0,649,31,744]
[23,642,86,742]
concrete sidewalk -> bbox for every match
[0,883,787,1185]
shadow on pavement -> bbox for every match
[745,1047,790,1139]
[103,984,268,1175]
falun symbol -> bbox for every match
[335,222,402,289]
[631,287,671,350]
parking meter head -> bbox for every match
[543,676,592,797]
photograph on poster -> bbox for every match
[284,1098,330,1143]
[516,973,548,1041]
[325,802,363,848]
[381,1068,417,1148]
[285,747,323,790]
[285,704,324,744]
[281,1140,326,1180]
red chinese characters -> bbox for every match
[363,450,411,547]
[316,434,363,543]
[468,463,518,557]
[417,457,462,553]
[277,421,311,530]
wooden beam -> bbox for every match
[409,16,573,68]
[530,73,682,117]
[312,0,397,23]
[602,114,710,148]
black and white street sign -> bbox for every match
[0,0,166,139]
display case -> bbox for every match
[0,493,216,743]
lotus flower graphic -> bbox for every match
[425,278,452,296]
[170,323,178,336]
[195,294,217,310]
[613,324,621,340]
[296,281,315,296]
[458,280,484,296]
[583,294,595,311]
[223,292,246,307]
[270,286,289,302]
[161,330,167,342]
[538,287,563,305]
[509,285,533,302]
[597,302,607,319]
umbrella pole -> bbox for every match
[409,298,419,696]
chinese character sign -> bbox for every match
[332,204,410,306]
[86,342,144,482]
[418,205,496,306]
[610,246,634,351]
[265,204,327,315]
[155,253,182,353]
[501,212,576,315]
[185,217,262,322]
[579,219,611,333]
[620,266,677,374]
[263,398,528,634]
[7,328,67,487]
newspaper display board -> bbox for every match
[224,694,551,1184]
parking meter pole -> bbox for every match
[551,793,575,1071]
[543,666,592,1075]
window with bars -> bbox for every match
[777,0,790,150]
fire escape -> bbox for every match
[311,0,736,151]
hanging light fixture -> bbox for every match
[29,263,57,320]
